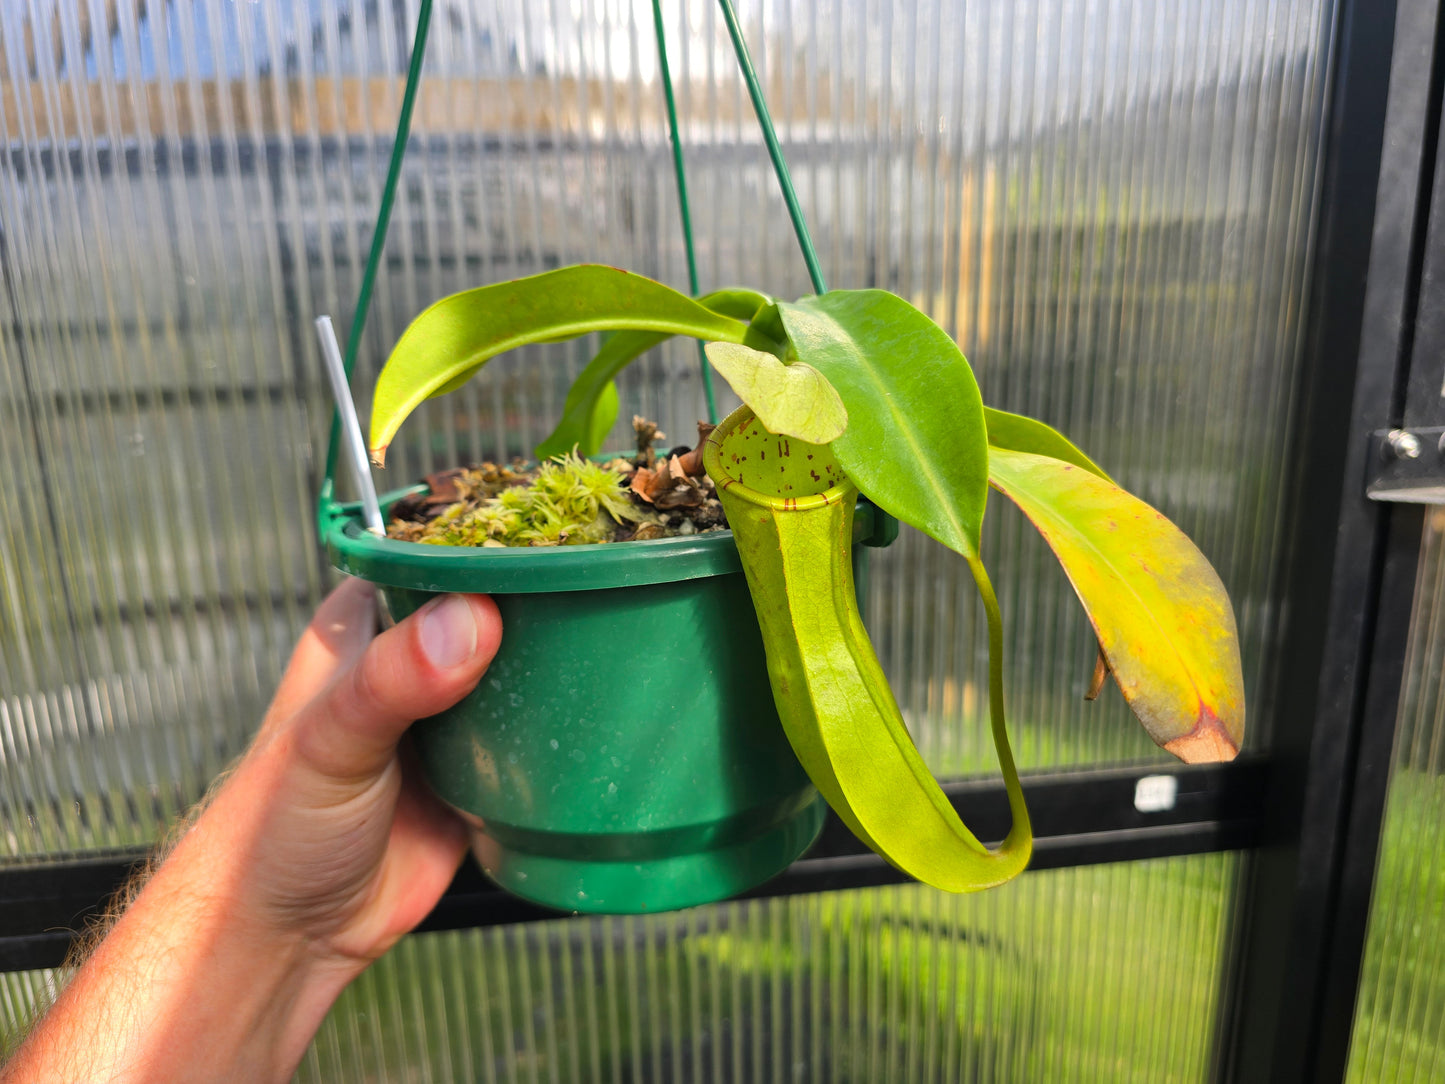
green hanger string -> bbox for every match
[321,0,434,506]
[715,0,897,547]
[326,0,842,490]
[650,0,718,424]
[716,0,828,296]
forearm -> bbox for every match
[1,585,497,1082]
[2,773,355,1083]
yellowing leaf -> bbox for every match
[988,448,1245,762]
[984,406,1112,481]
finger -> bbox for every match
[291,594,503,781]
[322,775,470,961]
[262,577,378,732]
[345,751,471,954]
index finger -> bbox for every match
[259,577,379,738]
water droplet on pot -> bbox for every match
[549,739,559,750]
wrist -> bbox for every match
[33,843,339,1082]
[6,783,360,1084]
[118,761,371,1075]
[137,844,352,1076]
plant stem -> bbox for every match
[716,0,828,296]
[966,554,1033,850]
[651,0,718,424]
[322,0,434,502]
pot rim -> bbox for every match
[321,426,886,593]
[320,484,748,593]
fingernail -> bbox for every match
[420,595,478,669]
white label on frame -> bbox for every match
[1134,774,1179,813]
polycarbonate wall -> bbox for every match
[1346,506,1445,1082]
[1,0,1333,1078]
[1,0,1335,853]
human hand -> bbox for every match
[223,578,502,963]
[1,579,501,1083]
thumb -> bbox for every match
[291,593,503,781]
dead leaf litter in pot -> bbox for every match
[387,418,728,547]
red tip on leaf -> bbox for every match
[1163,706,1240,764]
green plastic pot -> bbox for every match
[320,486,891,914]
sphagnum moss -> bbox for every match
[387,451,722,548]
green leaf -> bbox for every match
[369,265,751,464]
[702,342,847,444]
[983,406,1112,482]
[585,379,620,456]
[428,368,478,399]
[778,292,989,559]
[705,407,1031,891]
[534,330,669,460]
[692,286,773,322]
[534,287,778,461]
[746,301,789,351]
[987,448,1246,762]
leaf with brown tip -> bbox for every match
[988,448,1245,762]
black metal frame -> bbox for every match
[1216,0,1443,1080]
[1311,0,1445,1065]
[3,3,1443,1082]
[0,760,1266,973]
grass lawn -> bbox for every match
[302,852,1236,1083]
[1346,768,1445,1083]
[298,766,1445,1083]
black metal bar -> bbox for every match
[1214,0,1435,1080]
[1,133,870,187]
[0,760,1265,974]
[0,854,146,973]
[34,381,308,417]
[1309,502,1426,1081]
[1402,68,1445,430]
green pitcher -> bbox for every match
[705,405,1032,891]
